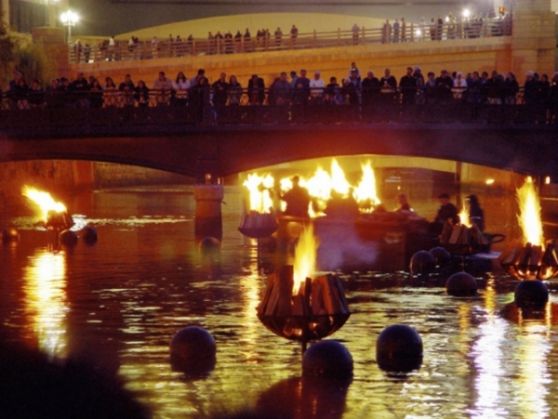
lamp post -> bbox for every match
[59,9,79,44]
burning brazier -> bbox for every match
[257,226,350,351]
[239,211,278,239]
[501,241,558,280]
[500,178,558,280]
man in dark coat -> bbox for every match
[399,67,417,106]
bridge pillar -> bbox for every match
[1,0,9,28]
[31,26,69,77]
[194,176,224,241]
[510,0,556,77]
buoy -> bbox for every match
[81,225,98,245]
[2,228,19,243]
[409,250,435,276]
[59,230,78,247]
[376,324,423,372]
[429,246,451,267]
[446,272,478,297]
[514,280,549,310]
[302,340,353,380]
[170,326,216,377]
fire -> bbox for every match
[22,186,67,223]
[353,161,381,206]
[293,225,318,294]
[304,167,332,202]
[459,205,472,228]
[243,173,274,214]
[517,177,544,246]
[250,159,382,217]
[330,159,350,197]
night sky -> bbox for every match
[69,0,494,36]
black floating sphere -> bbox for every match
[199,237,221,253]
[446,272,478,297]
[515,280,549,310]
[59,230,78,247]
[2,228,20,243]
[376,324,423,372]
[429,246,452,267]
[81,225,98,245]
[302,340,353,380]
[170,326,216,377]
[409,250,436,276]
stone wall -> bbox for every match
[94,162,190,188]
[70,37,515,87]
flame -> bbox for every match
[330,159,350,197]
[22,186,67,223]
[459,205,472,228]
[243,173,274,214]
[267,159,383,217]
[304,167,333,202]
[353,161,381,206]
[293,225,318,294]
[517,177,544,246]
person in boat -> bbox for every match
[324,190,359,218]
[395,193,412,213]
[432,193,458,234]
[281,176,311,217]
[466,194,485,231]
[45,210,74,230]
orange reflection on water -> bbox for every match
[240,246,263,361]
[23,250,68,358]
[471,277,508,418]
[517,322,551,419]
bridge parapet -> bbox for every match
[1,102,555,139]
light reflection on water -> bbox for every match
[22,250,68,359]
[2,186,558,418]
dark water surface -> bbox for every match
[1,185,557,418]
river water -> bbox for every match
[1,184,557,419]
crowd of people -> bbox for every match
[78,25,301,63]
[2,64,558,124]
[70,12,510,64]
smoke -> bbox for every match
[316,220,378,271]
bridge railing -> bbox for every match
[0,85,531,111]
[1,95,555,137]
[70,18,512,64]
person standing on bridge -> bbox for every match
[361,71,381,120]
[212,72,229,123]
[290,24,298,47]
[172,72,190,107]
[248,74,265,105]
[400,67,417,106]
[153,71,173,106]
[274,27,283,48]
[352,23,360,45]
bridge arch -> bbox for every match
[2,124,557,179]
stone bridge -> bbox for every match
[1,108,557,179]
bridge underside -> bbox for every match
[1,125,556,178]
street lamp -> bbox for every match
[462,8,471,20]
[59,9,79,44]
